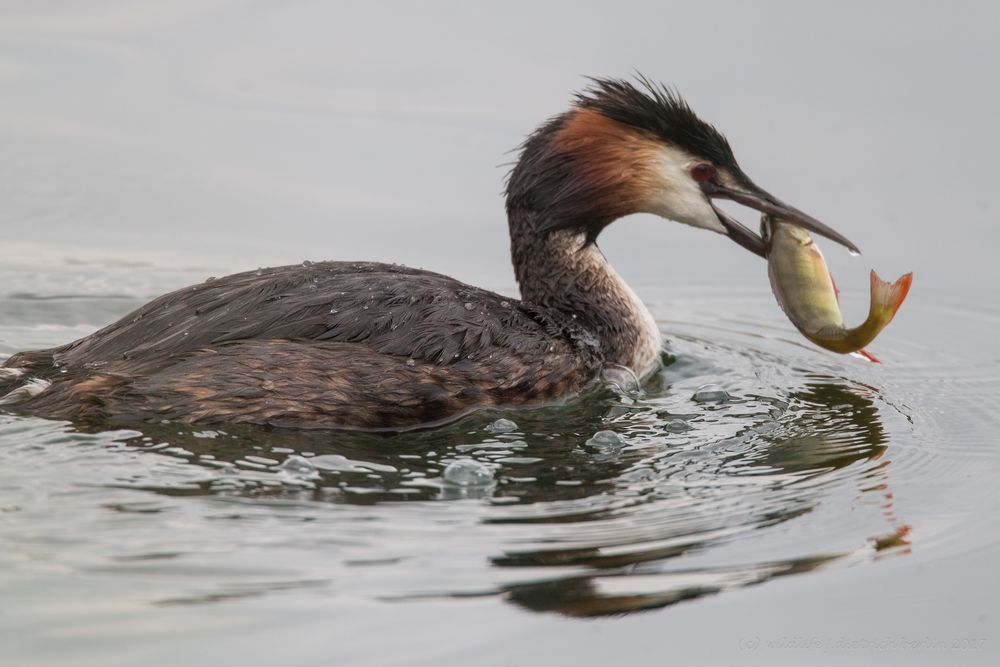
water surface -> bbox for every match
[1,2,998,666]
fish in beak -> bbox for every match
[701,179,861,258]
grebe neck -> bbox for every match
[508,208,662,375]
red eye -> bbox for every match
[691,163,714,182]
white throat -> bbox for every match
[566,237,663,376]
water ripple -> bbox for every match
[1,291,997,619]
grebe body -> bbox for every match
[0,78,856,430]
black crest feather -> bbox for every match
[505,75,745,243]
[575,76,740,172]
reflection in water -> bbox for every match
[484,382,905,616]
[67,335,910,617]
[500,554,841,617]
[0,269,927,621]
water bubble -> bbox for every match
[278,455,315,473]
[442,459,494,487]
[486,418,518,433]
[664,419,692,433]
[278,455,318,476]
[464,302,475,311]
[406,358,416,367]
[586,430,625,449]
[692,384,730,403]
[601,365,642,398]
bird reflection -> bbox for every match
[115,378,910,617]
[487,381,909,617]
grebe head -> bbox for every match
[506,76,858,256]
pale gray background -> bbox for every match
[2,1,995,304]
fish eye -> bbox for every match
[690,162,714,182]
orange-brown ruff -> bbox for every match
[0,77,768,430]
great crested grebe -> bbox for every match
[0,77,857,430]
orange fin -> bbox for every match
[857,348,881,364]
[870,270,913,317]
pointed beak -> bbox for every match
[701,181,861,257]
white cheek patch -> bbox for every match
[642,146,726,234]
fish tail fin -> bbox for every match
[838,270,913,354]
[869,270,913,320]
